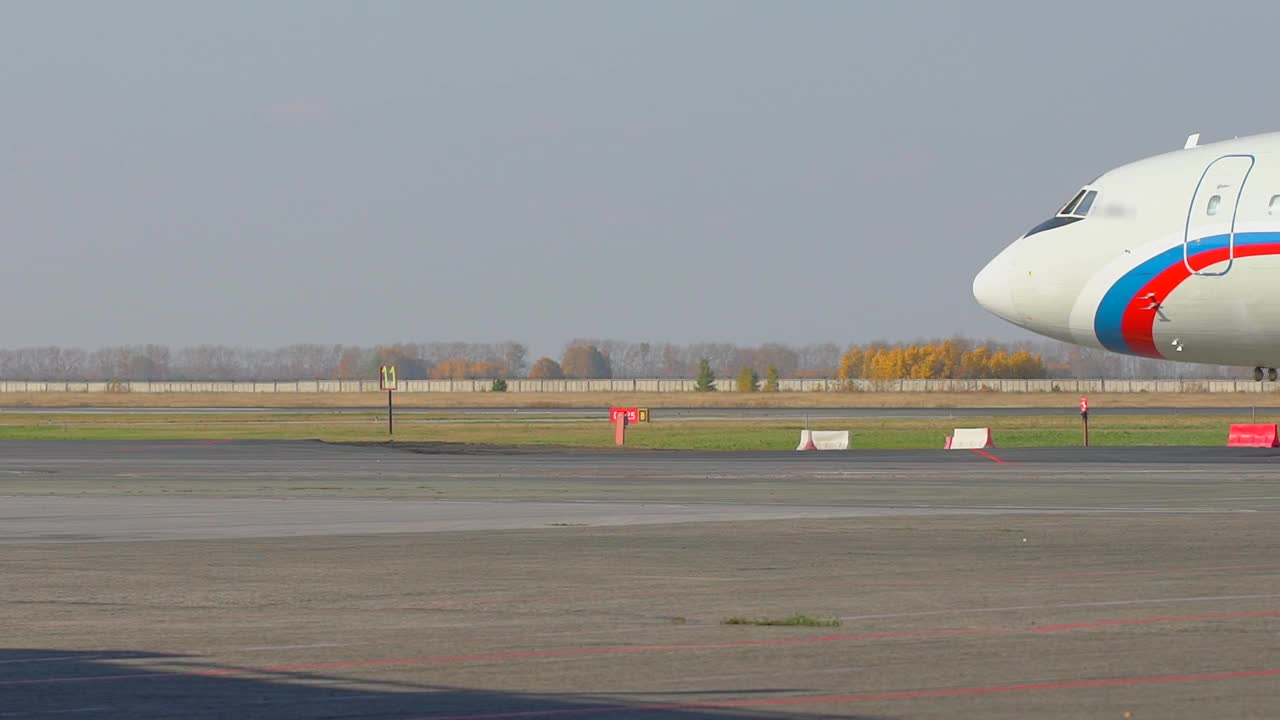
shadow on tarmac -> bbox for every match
[0,649,888,719]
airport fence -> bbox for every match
[0,379,1276,393]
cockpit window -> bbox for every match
[1024,187,1098,238]
[1073,190,1097,217]
[1056,189,1097,218]
[1060,190,1087,216]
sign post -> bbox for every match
[609,407,649,446]
[1080,397,1089,447]
[614,412,628,446]
[380,365,398,435]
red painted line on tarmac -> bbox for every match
[968,448,1007,464]
[1032,609,1280,633]
[411,668,1280,719]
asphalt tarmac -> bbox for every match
[2,441,1279,718]
[7,405,1280,418]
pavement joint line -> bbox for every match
[839,593,1280,620]
[0,655,107,665]
[0,706,113,718]
[408,572,1280,612]
[407,667,1280,719]
[6,581,1275,631]
[5,609,1279,687]
[233,643,349,652]
[1031,610,1280,632]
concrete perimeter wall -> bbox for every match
[0,379,1276,393]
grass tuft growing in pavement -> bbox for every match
[721,614,841,628]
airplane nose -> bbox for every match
[973,247,1017,321]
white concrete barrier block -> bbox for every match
[797,430,849,451]
[946,427,994,449]
[811,430,849,450]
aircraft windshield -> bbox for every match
[1024,188,1098,238]
[1060,190,1087,215]
[1059,189,1097,218]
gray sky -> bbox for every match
[5,1,1280,357]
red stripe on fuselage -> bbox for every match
[1118,243,1280,358]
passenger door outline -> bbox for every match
[1184,154,1255,276]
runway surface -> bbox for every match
[7,405,1280,419]
[3,441,1279,718]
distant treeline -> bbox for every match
[836,342,1046,380]
[0,338,1251,382]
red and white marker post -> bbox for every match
[614,412,629,446]
[609,408,649,446]
[1080,397,1089,447]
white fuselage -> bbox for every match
[975,132,1280,368]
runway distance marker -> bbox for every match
[379,365,398,391]
[609,407,648,423]
[379,365,397,435]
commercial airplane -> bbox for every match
[973,131,1280,382]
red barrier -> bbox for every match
[1227,424,1280,448]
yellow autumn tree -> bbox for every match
[528,357,564,379]
[837,347,864,380]
[938,340,964,378]
[868,347,905,380]
[904,345,934,379]
[986,351,1013,378]
[561,345,612,379]
[1007,350,1045,379]
[959,346,991,379]
[430,359,502,380]
[833,341,1045,380]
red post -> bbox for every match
[614,413,627,446]
[1080,397,1089,447]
